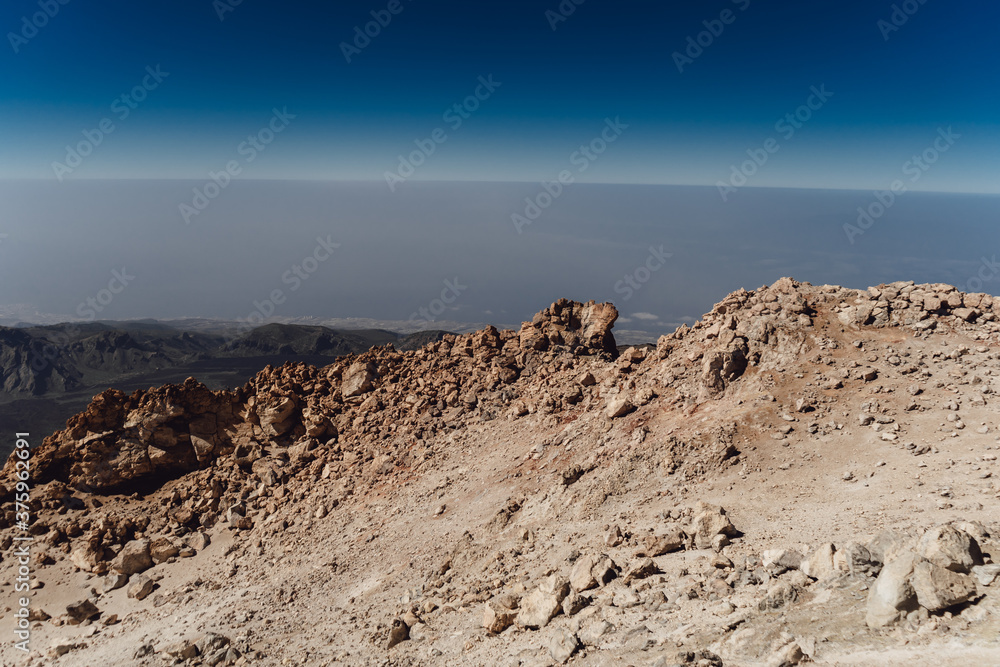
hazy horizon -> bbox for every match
[2,180,997,342]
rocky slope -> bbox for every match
[2,280,1000,666]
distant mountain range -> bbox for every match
[0,320,451,440]
[0,320,451,399]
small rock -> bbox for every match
[801,543,837,581]
[606,396,634,419]
[561,593,587,616]
[386,618,409,649]
[547,627,579,663]
[763,549,803,572]
[640,530,686,557]
[127,574,155,601]
[149,536,179,564]
[578,619,613,646]
[101,571,129,594]
[517,579,568,629]
[569,555,597,592]
[610,583,640,608]
[972,564,1000,587]
[622,557,660,585]
[690,502,738,549]
[66,600,100,624]
[184,531,211,551]
[483,599,517,634]
[163,640,198,660]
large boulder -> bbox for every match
[911,559,978,612]
[111,539,152,576]
[66,600,100,624]
[483,597,518,634]
[866,550,920,628]
[342,361,377,398]
[690,503,739,549]
[517,576,570,629]
[569,555,597,592]
[917,524,981,573]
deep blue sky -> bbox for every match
[1,1,999,335]
[2,0,998,191]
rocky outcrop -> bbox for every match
[3,299,621,494]
[518,299,618,356]
[16,378,239,492]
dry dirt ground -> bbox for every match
[1,279,999,666]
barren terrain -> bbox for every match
[2,278,1000,666]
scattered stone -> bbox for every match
[801,543,837,581]
[640,530,686,557]
[184,531,211,551]
[127,574,155,601]
[911,559,978,612]
[343,361,377,398]
[622,557,660,585]
[483,598,518,634]
[517,577,569,629]
[561,592,588,616]
[690,502,738,549]
[972,564,1000,587]
[163,639,199,660]
[149,536,180,564]
[569,555,598,592]
[101,571,129,594]
[917,524,980,573]
[611,583,641,608]
[867,551,919,628]
[66,600,100,624]
[111,539,152,576]
[763,549,802,572]
[547,627,579,663]
[386,618,409,649]
[606,396,635,419]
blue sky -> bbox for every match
[1,1,998,335]
[2,0,998,191]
